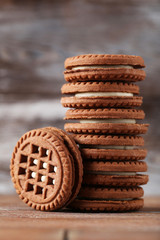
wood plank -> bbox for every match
[0,195,160,240]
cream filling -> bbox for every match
[88,171,136,176]
[72,65,134,70]
[75,92,133,98]
[81,145,134,149]
[79,119,136,124]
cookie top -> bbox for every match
[72,134,144,146]
[82,173,149,187]
[64,123,149,135]
[83,161,147,172]
[65,108,145,120]
[81,148,147,161]
[78,186,144,200]
[10,127,83,211]
[68,198,144,212]
[65,54,145,69]
[61,82,140,94]
[64,68,145,82]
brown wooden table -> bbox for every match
[0,195,160,240]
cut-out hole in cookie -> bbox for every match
[48,177,55,185]
[41,148,49,157]
[26,183,34,192]
[32,145,39,154]
[20,154,28,163]
[18,167,26,175]
[35,186,43,195]
[30,158,38,166]
[49,165,57,173]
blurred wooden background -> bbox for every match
[0,0,160,195]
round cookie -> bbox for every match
[10,127,83,211]
[61,81,142,108]
[61,82,140,94]
[83,173,149,187]
[65,108,145,120]
[61,96,142,108]
[65,54,145,69]
[64,123,149,135]
[71,134,144,146]
[64,54,145,82]
[44,127,83,204]
[68,198,144,212]
[83,161,147,172]
[64,68,145,82]
[81,148,147,161]
[77,186,144,200]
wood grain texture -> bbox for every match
[0,0,160,194]
[0,195,160,240]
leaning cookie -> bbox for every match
[61,81,142,108]
[10,127,83,211]
[64,54,145,82]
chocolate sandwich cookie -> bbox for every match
[10,127,83,211]
[69,186,144,212]
[61,82,140,94]
[71,135,146,161]
[65,108,145,120]
[64,54,145,82]
[64,108,148,135]
[61,81,142,108]
[64,122,149,135]
[78,186,144,200]
[68,198,144,212]
[71,134,144,146]
[83,161,147,172]
[82,160,148,187]
[83,173,149,187]
[81,148,147,161]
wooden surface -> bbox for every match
[0,195,160,240]
[0,1,160,195]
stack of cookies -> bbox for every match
[61,54,149,212]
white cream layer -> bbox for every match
[75,92,133,98]
[79,119,136,124]
[82,145,134,150]
[72,65,134,70]
[88,171,136,176]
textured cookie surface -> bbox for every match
[10,127,82,211]
[65,108,145,120]
[61,96,142,108]
[68,198,144,212]
[44,127,83,205]
[61,82,140,94]
[65,54,145,69]
[64,68,146,82]
[81,148,147,161]
[71,134,144,146]
[64,123,149,135]
[78,186,144,200]
[83,173,149,187]
[83,161,147,172]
